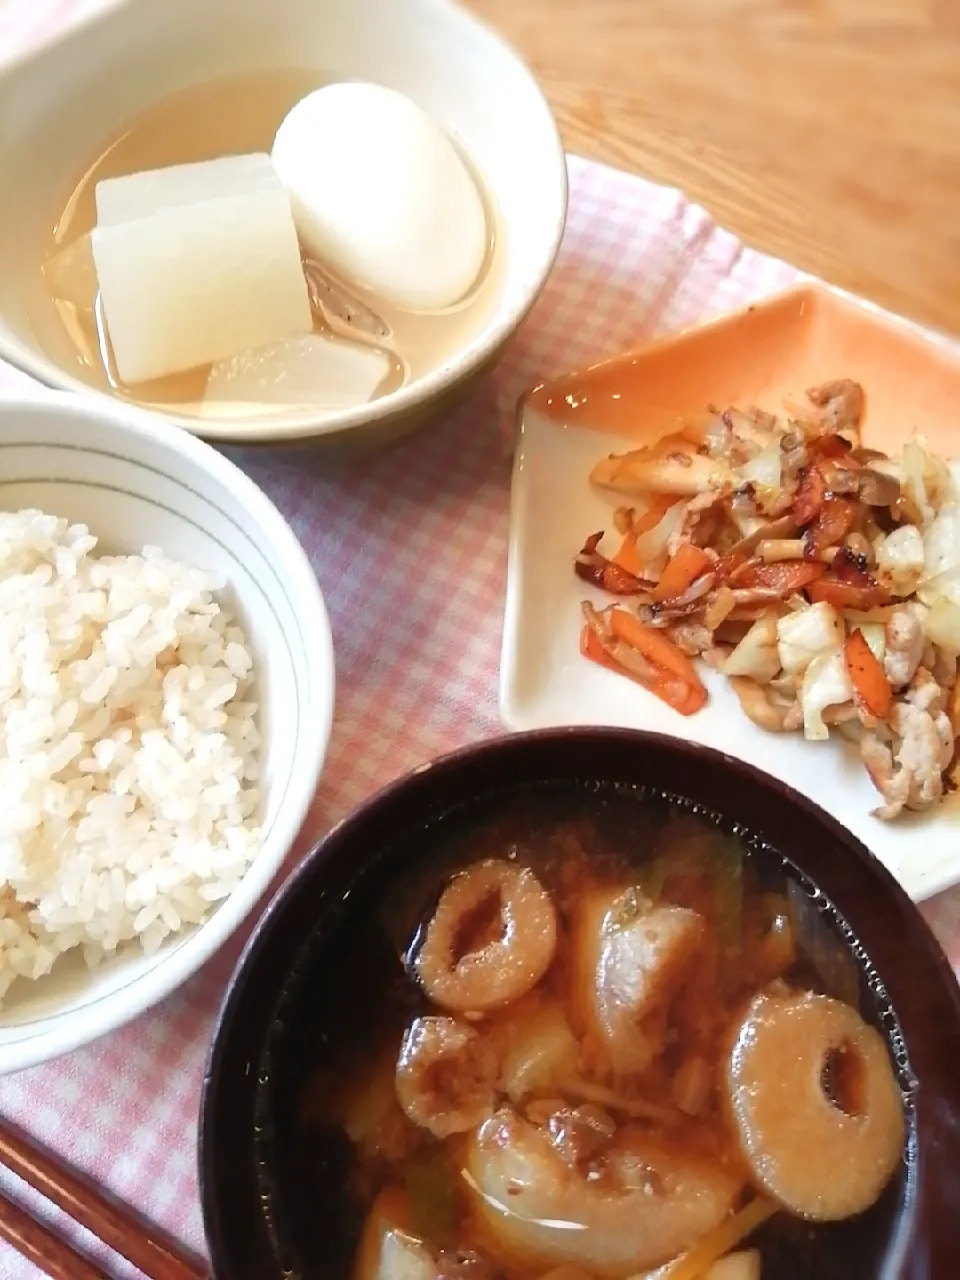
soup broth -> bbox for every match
[34,69,501,419]
[258,785,910,1280]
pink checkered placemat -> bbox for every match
[2,4,960,1277]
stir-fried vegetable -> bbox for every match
[575,380,960,820]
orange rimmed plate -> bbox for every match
[500,284,960,901]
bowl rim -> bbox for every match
[0,391,335,1072]
[198,724,960,1279]
[0,0,569,445]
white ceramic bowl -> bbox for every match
[0,394,335,1072]
[0,0,567,447]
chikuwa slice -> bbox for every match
[725,990,905,1220]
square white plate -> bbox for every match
[500,405,960,903]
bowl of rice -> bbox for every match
[0,393,334,1072]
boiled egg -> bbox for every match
[271,82,487,312]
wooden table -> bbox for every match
[468,0,960,338]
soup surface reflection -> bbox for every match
[258,786,909,1280]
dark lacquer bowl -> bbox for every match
[199,728,960,1280]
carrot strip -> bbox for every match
[733,560,826,594]
[581,624,618,670]
[803,495,858,558]
[580,616,707,716]
[794,462,828,526]
[608,608,705,689]
[714,546,751,583]
[649,672,708,716]
[654,544,713,602]
[845,628,893,718]
[808,580,890,610]
[633,494,679,537]
[951,678,960,738]
[613,532,644,576]
[807,547,892,611]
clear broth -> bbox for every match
[36,69,502,419]
[256,783,910,1280]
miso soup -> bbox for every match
[256,785,910,1280]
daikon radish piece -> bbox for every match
[376,1231,437,1280]
[91,162,312,384]
[204,333,391,412]
[272,83,486,311]
[95,153,281,226]
[42,235,97,309]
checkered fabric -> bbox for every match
[1,3,959,1276]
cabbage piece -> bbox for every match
[858,622,886,664]
[901,437,951,525]
[500,1001,579,1103]
[734,441,782,506]
[924,598,960,654]
[922,504,960,581]
[918,568,960,609]
[800,652,853,741]
[635,500,686,572]
[728,509,768,538]
[723,613,781,682]
[875,524,924,594]
[866,457,903,486]
[777,603,844,676]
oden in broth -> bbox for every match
[35,69,501,420]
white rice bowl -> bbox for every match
[0,393,334,1073]
[0,509,262,1000]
